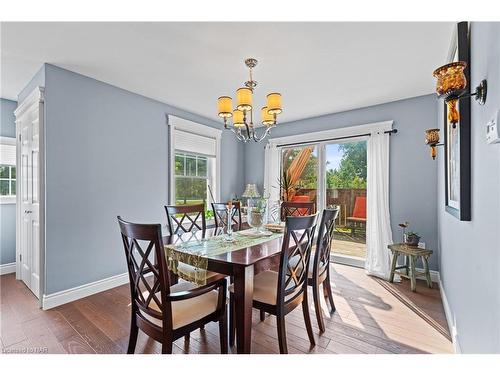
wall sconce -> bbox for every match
[425,128,443,160]
[433,61,487,128]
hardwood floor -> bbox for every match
[0,264,453,354]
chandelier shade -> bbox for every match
[236,87,253,111]
[266,93,282,114]
[233,109,245,127]
[217,96,233,118]
[216,58,282,143]
[261,106,274,126]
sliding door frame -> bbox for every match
[267,121,394,268]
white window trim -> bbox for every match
[0,136,17,204]
[168,115,222,205]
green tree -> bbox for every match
[326,142,367,189]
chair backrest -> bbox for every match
[164,204,206,235]
[117,216,172,330]
[211,201,242,231]
[278,214,317,306]
[312,208,339,280]
[351,196,366,219]
[281,201,315,221]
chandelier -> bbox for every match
[217,58,282,143]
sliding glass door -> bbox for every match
[278,138,367,267]
[325,141,367,266]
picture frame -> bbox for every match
[443,21,471,221]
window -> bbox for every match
[0,137,16,203]
[169,115,222,209]
[0,165,16,197]
[174,152,213,207]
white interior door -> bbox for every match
[17,100,41,298]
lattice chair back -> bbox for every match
[164,204,206,235]
[281,201,315,221]
[117,216,173,330]
[278,214,317,305]
[211,202,242,231]
[312,208,339,280]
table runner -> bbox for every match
[164,229,283,285]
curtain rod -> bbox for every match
[276,129,398,148]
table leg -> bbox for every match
[423,256,433,288]
[405,255,410,276]
[409,255,417,292]
[233,265,254,354]
[389,251,398,283]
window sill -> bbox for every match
[0,197,16,204]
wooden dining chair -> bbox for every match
[117,216,228,354]
[281,201,315,221]
[229,214,318,354]
[308,207,339,332]
[211,201,242,231]
[164,204,206,235]
[164,204,216,282]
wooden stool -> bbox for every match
[388,243,433,292]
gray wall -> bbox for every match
[437,22,500,353]
[42,64,244,294]
[245,94,439,270]
[0,98,17,265]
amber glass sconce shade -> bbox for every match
[433,62,467,99]
[425,128,441,160]
[433,61,487,109]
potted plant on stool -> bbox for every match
[405,231,421,247]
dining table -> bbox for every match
[163,224,284,354]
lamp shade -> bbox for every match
[233,109,245,128]
[433,62,467,97]
[261,106,274,126]
[267,93,282,114]
[242,183,261,198]
[236,87,252,111]
[217,96,233,118]
[425,128,440,146]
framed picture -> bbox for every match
[443,21,471,221]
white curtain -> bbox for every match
[365,131,394,280]
[264,143,280,202]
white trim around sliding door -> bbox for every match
[267,120,393,148]
[167,115,222,205]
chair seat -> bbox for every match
[142,281,218,330]
[177,262,218,281]
[229,270,279,305]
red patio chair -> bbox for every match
[346,196,366,234]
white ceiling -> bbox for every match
[1,22,454,123]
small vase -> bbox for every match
[247,198,268,233]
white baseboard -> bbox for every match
[42,272,129,310]
[0,262,16,275]
[415,267,440,283]
[439,277,461,353]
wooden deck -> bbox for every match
[0,264,453,354]
[332,239,367,259]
